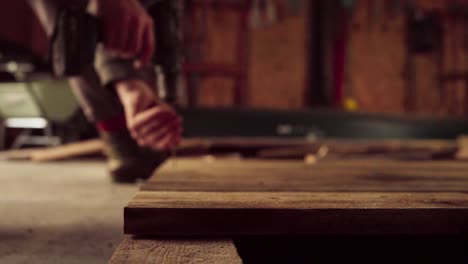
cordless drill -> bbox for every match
[50,0,165,77]
[50,1,180,104]
[50,8,100,77]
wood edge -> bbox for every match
[109,235,242,264]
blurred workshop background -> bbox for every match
[0,0,468,148]
[1,1,468,263]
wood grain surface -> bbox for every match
[126,155,468,236]
[143,158,468,192]
[125,191,468,236]
[109,236,241,264]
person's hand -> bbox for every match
[97,0,154,66]
[116,80,182,150]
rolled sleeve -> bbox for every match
[94,45,156,87]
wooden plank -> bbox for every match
[182,137,311,148]
[143,158,468,192]
[180,138,459,158]
[30,139,104,162]
[256,144,458,160]
[179,137,314,156]
[0,137,311,162]
[194,137,457,156]
[0,148,38,160]
[124,191,468,236]
[109,235,241,264]
[0,139,104,162]
[125,140,468,238]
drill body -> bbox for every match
[51,8,100,77]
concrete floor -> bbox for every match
[0,159,138,264]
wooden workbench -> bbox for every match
[110,140,468,263]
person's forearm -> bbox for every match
[116,79,161,105]
[115,80,181,150]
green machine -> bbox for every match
[0,36,95,150]
[0,72,84,149]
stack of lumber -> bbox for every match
[111,139,468,263]
[124,157,468,236]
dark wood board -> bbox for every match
[125,191,468,236]
[126,156,468,236]
[143,158,468,192]
[109,235,241,264]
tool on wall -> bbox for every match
[334,0,354,108]
[404,6,438,112]
[249,0,279,29]
[407,10,442,54]
[183,0,251,107]
[440,2,468,116]
[386,0,402,19]
[367,0,384,31]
